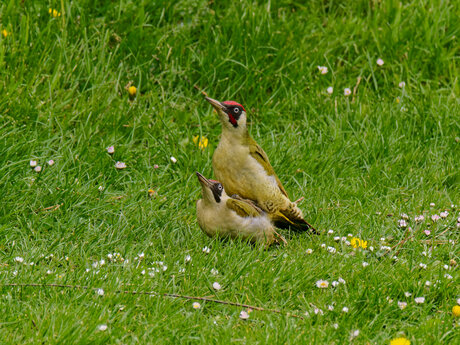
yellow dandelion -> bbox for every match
[1,29,8,38]
[396,98,400,104]
[49,8,61,17]
[453,305,460,317]
[128,86,137,98]
[350,237,360,248]
[148,189,155,197]
[360,240,368,249]
[193,136,208,150]
[390,337,410,345]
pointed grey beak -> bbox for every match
[196,172,212,188]
[205,97,225,112]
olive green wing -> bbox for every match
[226,198,262,218]
[247,138,289,198]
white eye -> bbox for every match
[218,184,223,190]
[234,108,239,113]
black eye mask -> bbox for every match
[211,183,223,203]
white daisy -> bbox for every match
[212,282,222,290]
[399,81,406,88]
[317,66,328,74]
[170,156,177,163]
[239,310,250,319]
[332,281,339,287]
[202,246,210,254]
[414,297,425,304]
[344,88,351,96]
[306,248,313,254]
[115,161,126,169]
[34,166,42,172]
[316,280,329,288]
[14,257,24,263]
[376,58,384,66]
[440,211,448,218]
[96,288,104,296]
[342,306,349,313]
[362,262,369,267]
[327,229,334,235]
[97,324,108,331]
[192,302,201,309]
[327,86,334,94]
[397,301,407,310]
[30,160,38,167]
[338,277,346,284]
[107,146,115,154]
[47,159,55,166]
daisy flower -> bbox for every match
[344,88,351,96]
[212,282,222,290]
[431,214,440,221]
[397,301,407,310]
[327,86,334,94]
[239,310,249,319]
[398,82,406,88]
[192,302,201,309]
[342,307,349,313]
[317,66,328,74]
[316,280,329,288]
[414,297,425,304]
[170,156,177,164]
[376,58,384,66]
[440,211,448,218]
[34,166,42,172]
[115,161,126,169]
[96,288,104,296]
[97,324,108,331]
[107,146,115,154]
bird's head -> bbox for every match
[205,97,247,133]
[196,172,226,204]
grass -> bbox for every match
[0,0,459,343]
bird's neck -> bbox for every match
[221,127,250,145]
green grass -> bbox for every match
[0,0,459,343]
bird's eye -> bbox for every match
[217,184,223,191]
[234,108,239,113]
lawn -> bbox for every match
[0,0,459,344]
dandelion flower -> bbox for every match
[192,302,201,309]
[390,337,410,345]
[316,280,329,288]
[239,310,250,319]
[453,305,460,317]
[317,66,328,74]
[97,324,108,331]
[107,146,115,154]
[1,29,8,38]
[49,8,61,17]
[414,297,425,304]
[212,282,221,290]
[376,58,384,66]
[128,86,137,99]
[398,82,406,88]
[344,88,351,96]
[193,136,209,150]
[327,86,334,94]
[34,166,42,172]
[397,301,407,310]
[115,161,126,169]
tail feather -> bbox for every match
[271,212,318,234]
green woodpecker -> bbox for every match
[205,97,317,233]
[195,172,285,245]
